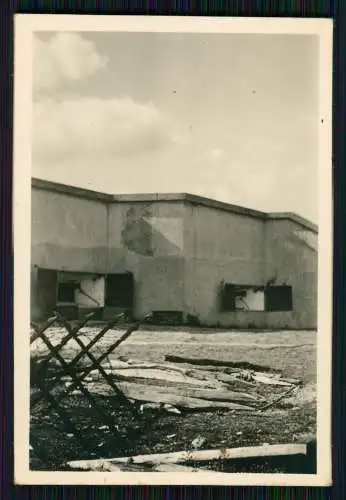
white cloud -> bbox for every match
[33,96,179,164]
[33,33,108,92]
[208,148,225,162]
[32,33,182,170]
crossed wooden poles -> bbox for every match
[30,311,151,464]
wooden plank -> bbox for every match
[216,371,293,387]
[116,381,262,405]
[109,368,226,389]
[116,358,187,373]
[107,358,302,385]
[154,464,226,473]
[215,372,238,383]
[119,385,256,411]
[165,355,281,374]
[251,374,293,386]
[277,377,302,386]
[120,358,229,373]
[81,462,225,473]
[68,443,307,470]
[72,381,255,410]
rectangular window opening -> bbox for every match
[57,281,78,304]
[220,283,293,312]
[264,285,293,312]
[105,273,134,309]
[220,284,265,312]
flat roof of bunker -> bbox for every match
[32,177,318,233]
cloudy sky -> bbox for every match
[32,31,319,223]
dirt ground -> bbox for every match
[30,326,317,473]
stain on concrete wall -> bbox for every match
[108,201,185,318]
[119,203,184,257]
[121,204,153,256]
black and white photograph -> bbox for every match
[13,15,333,486]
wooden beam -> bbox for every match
[68,443,307,470]
[115,381,261,405]
[108,368,227,389]
[83,462,226,473]
[165,355,281,374]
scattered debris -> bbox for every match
[75,355,299,413]
[30,315,311,473]
[191,436,207,450]
[139,402,181,415]
[216,371,256,386]
[139,403,162,413]
[57,352,303,414]
[259,384,299,412]
[237,370,255,382]
[163,404,181,415]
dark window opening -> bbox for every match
[57,282,77,303]
[220,283,292,312]
[36,268,58,316]
[265,285,293,311]
[220,284,237,311]
[105,273,134,309]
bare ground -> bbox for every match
[30,327,317,473]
